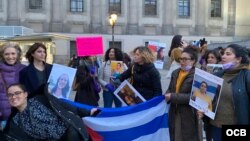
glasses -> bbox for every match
[7,91,23,98]
[179,57,192,62]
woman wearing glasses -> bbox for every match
[165,46,199,141]
[3,84,98,141]
[0,43,25,130]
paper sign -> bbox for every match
[189,68,224,119]
[148,41,167,69]
[114,80,146,106]
[47,64,77,100]
[76,36,104,56]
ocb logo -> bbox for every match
[226,129,247,136]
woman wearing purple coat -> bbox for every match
[0,42,26,130]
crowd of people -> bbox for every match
[0,35,249,140]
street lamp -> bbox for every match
[109,13,117,48]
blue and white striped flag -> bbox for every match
[83,96,170,141]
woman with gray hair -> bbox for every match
[0,42,25,130]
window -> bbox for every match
[109,0,121,14]
[109,41,122,50]
[211,0,221,17]
[29,0,42,9]
[178,0,190,17]
[144,0,157,16]
[70,0,84,12]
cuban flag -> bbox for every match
[82,96,170,141]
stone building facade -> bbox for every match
[0,0,249,63]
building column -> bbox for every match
[195,0,206,35]
[7,0,20,25]
[227,0,236,36]
[127,0,139,34]
[90,0,103,33]
[162,0,174,35]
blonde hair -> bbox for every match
[0,42,22,62]
[133,46,155,63]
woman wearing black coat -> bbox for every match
[19,43,52,95]
[119,46,162,100]
[3,84,97,141]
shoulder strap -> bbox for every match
[129,65,135,84]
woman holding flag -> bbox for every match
[165,46,199,141]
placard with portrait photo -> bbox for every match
[189,68,224,119]
[148,41,167,69]
[47,64,77,100]
[113,80,146,106]
[110,61,124,79]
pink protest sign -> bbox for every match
[76,36,104,56]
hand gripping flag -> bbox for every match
[83,96,170,141]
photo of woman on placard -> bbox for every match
[51,74,70,99]
[157,47,165,62]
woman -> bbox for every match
[192,81,212,111]
[199,49,222,141]
[165,46,199,141]
[74,56,100,106]
[51,73,70,99]
[98,48,126,108]
[209,44,250,141]
[3,84,98,141]
[119,46,162,100]
[0,43,25,130]
[19,43,52,96]
[0,42,26,130]
[157,47,165,61]
[166,35,186,78]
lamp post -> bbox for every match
[109,13,117,48]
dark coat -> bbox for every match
[166,68,198,141]
[19,63,52,95]
[74,64,100,106]
[120,63,162,100]
[213,69,250,124]
[3,85,90,141]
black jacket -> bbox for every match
[120,63,162,100]
[4,85,90,141]
[19,63,52,95]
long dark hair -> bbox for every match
[51,74,70,98]
[104,47,123,61]
[168,35,182,57]
[227,44,249,64]
[157,47,164,61]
